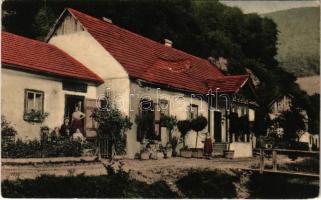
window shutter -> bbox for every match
[85,99,98,138]
[154,103,161,140]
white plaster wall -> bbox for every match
[1,68,97,140]
[49,31,130,116]
[127,83,209,158]
[229,142,253,158]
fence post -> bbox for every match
[272,150,277,171]
[259,148,264,174]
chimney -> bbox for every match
[164,39,173,47]
[102,17,113,24]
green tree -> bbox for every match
[275,109,305,142]
[91,97,132,159]
[190,115,207,148]
[177,120,191,148]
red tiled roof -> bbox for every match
[2,31,103,83]
[67,8,247,93]
[205,75,249,93]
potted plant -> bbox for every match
[190,115,207,158]
[177,119,192,158]
[180,146,192,158]
[224,143,235,159]
[140,147,150,160]
[162,143,172,158]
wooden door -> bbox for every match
[214,111,222,142]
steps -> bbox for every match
[213,143,228,156]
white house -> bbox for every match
[1,31,103,140]
[2,8,258,158]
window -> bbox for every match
[24,89,44,114]
[189,104,198,119]
[137,98,157,141]
[159,99,169,116]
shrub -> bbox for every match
[177,120,191,147]
[1,137,93,158]
[190,115,207,148]
[160,115,177,137]
[1,115,17,137]
[91,97,132,158]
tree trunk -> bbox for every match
[195,131,199,148]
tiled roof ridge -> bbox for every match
[67,8,220,69]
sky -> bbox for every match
[220,0,320,14]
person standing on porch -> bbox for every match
[71,105,86,134]
[60,118,71,138]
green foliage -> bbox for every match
[91,98,132,156]
[274,108,306,142]
[177,120,191,147]
[2,171,177,198]
[1,137,91,158]
[230,113,250,136]
[160,115,177,132]
[190,115,207,148]
[190,115,207,132]
[1,115,17,137]
[176,170,238,198]
[32,6,56,40]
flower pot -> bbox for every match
[180,149,192,158]
[140,151,150,160]
[191,148,203,158]
[224,150,235,159]
[157,152,164,159]
[166,150,172,158]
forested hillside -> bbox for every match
[263,7,320,77]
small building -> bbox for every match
[1,32,103,140]
[267,94,319,149]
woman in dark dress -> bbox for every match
[60,118,71,138]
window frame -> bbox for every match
[159,99,169,117]
[189,104,198,120]
[24,89,44,115]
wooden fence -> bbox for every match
[255,148,319,176]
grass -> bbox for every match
[1,173,178,198]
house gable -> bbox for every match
[47,9,129,81]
